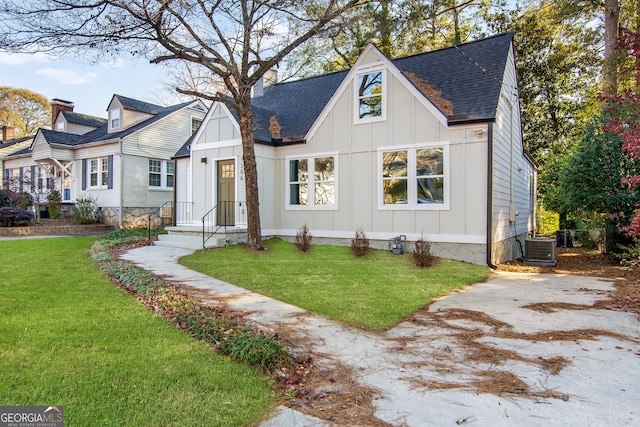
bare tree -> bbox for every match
[0,0,366,249]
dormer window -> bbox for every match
[110,108,121,129]
[56,121,64,131]
[355,69,386,123]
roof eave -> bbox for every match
[447,117,495,126]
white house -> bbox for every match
[3,96,206,227]
[171,33,536,266]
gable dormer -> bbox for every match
[107,97,124,133]
[55,111,107,135]
[107,95,159,133]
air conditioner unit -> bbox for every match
[524,238,557,266]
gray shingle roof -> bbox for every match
[174,33,513,157]
[61,111,107,128]
[393,32,513,122]
[39,128,82,146]
[4,146,32,157]
[250,32,513,141]
[250,70,348,143]
[28,99,197,151]
[88,100,194,144]
[113,94,166,115]
[0,136,32,149]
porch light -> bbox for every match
[200,157,207,164]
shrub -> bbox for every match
[11,191,33,209]
[413,238,434,268]
[46,190,62,219]
[71,196,98,224]
[611,243,640,268]
[351,228,370,257]
[295,225,312,252]
[89,237,292,372]
[0,206,34,226]
[0,190,11,207]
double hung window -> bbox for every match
[149,159,174,189]
[89,158,109,188]
[355,69,385,123]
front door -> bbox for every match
[216,159,235,226]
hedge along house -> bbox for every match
[171,33,536,265]
[3,96,206,227]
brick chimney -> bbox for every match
[51,98,74,129]
[2,126,15,141]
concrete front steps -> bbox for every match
[154,225,247,250]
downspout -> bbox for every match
[172,159,177,226]
[118,141,123,229]
[486,123,497,269]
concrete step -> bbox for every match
[155,233,223,250]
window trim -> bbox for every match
[377,141,450,210]
[110,108,121,129]
[353,67,386,124]
[88,157,109,189]
[285,152,338,210]
[191,116,203,135]
[148,159,174,190]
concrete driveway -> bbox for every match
[121,246,640,426]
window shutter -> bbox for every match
[3,169,8,190]
[19,167,24,192]
[82,158,87,190]
[107,155,114,189]
[30,166,35,191]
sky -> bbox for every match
[0,52,179,119]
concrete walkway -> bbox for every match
[121,245,640,426]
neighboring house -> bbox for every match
[174,32,536,266]
[0,126,33,189]
[3,96,206,227]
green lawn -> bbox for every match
[0,237,274,426]
[180,239,490,330]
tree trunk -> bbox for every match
[377,0,392,56]
[236,94,264,250]
[452,2,461,45]
[604,0,620,97]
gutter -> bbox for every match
[486,123,497,269]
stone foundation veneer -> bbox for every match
[99,207,171,229]
[0,223,114,236]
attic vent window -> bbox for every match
[355,70,386,123]
[191,117,202,134]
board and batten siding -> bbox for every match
[271,56,488,251]
[186,104,244,222]
[490,44,535,263]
